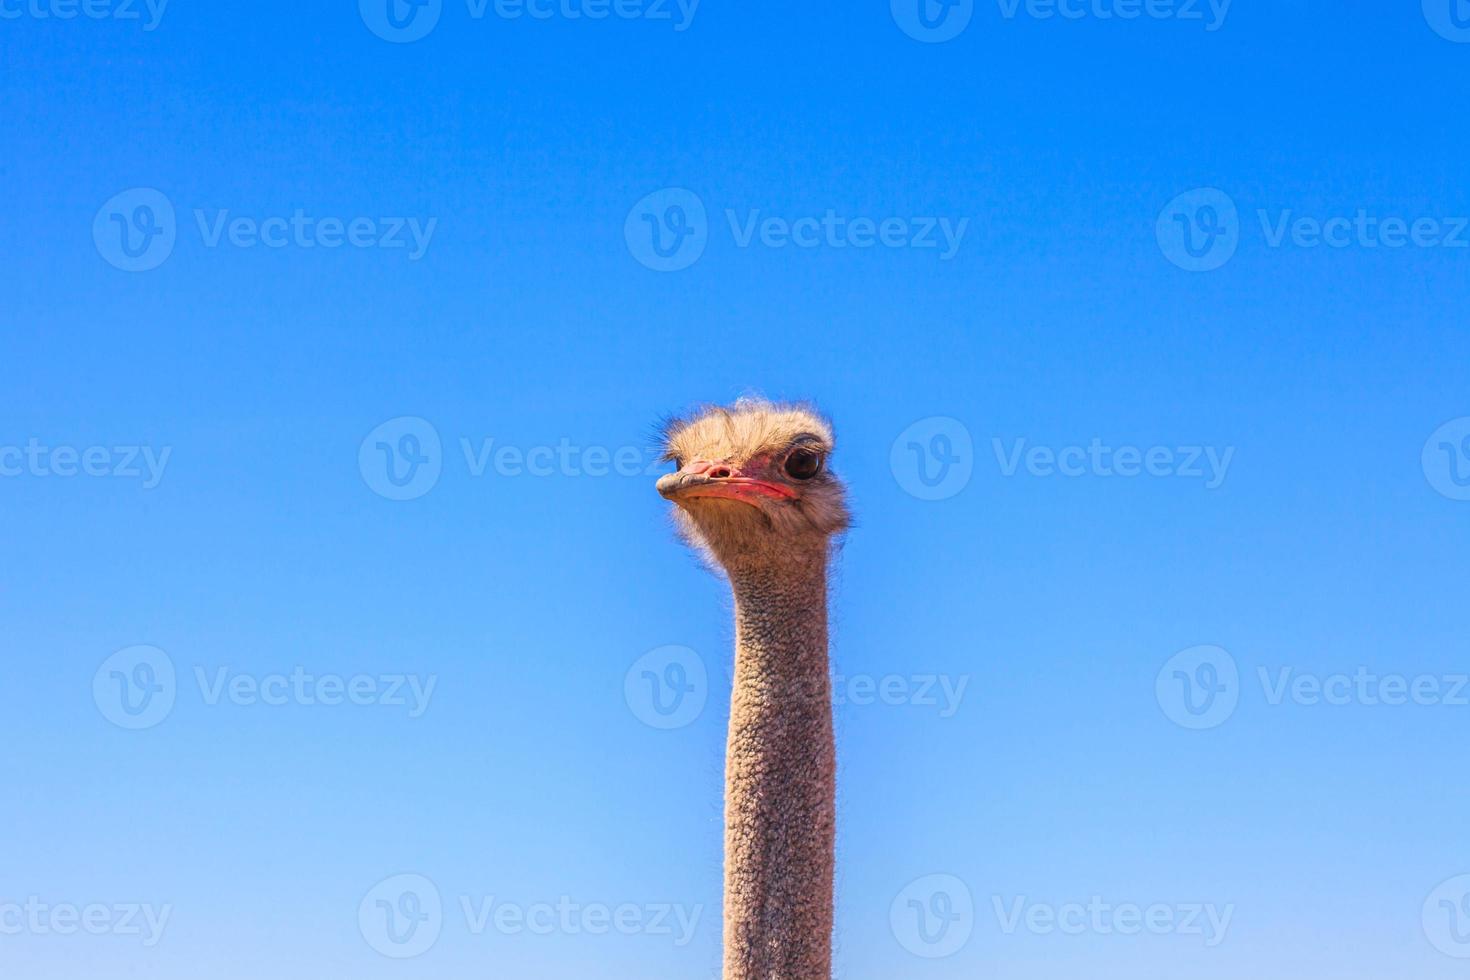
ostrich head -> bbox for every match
[656,398,850,572]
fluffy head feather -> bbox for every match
[657,398,850,572]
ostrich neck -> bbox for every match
[723,555,834,980]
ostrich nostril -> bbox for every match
[708,466,732,479]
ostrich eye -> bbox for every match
[783,449,823,481]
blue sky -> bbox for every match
[4,1,1470,977]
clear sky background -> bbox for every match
[4,1,1470,977]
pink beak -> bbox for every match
[656,459,796,505]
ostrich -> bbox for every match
[656,398,851,980]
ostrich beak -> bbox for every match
[657,463,796,506]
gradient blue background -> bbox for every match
[4,1,1470,977]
